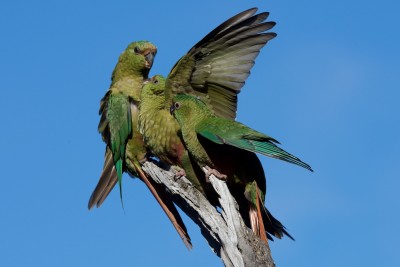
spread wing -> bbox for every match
[166,8,276,119]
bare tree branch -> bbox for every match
[141,161,275,267]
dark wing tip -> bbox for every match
[191,8,259,51]
[88,196,95,210]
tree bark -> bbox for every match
[141,161,275,267]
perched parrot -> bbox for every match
[170,94,313,242]
[139,8,276,196]
[140,76,209,196]
[88,41,192,248]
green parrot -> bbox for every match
[88,41,192,248]
[139,8,276,196]
[140,76,208,195]
[170,94,313,242]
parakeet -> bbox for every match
[139,8,276,195]
[88,41,192,248]
[170,94,313,242]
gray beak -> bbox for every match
[169,104,175,115]
[145,52,155,68]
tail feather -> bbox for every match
[115,158,124,208]
[135,164,193,249]
[252,186,269,242]
[263,208,294,241]
[88,148,118,209]
[251,140,313,172]
[247,182,269,243]
[89,150,192,249]
[248,182,294,241]
[224,132,313,172]
[96,173,118,208]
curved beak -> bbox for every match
[145,51,155,69]
[169,104,175,115]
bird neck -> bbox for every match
[140,93,165,115]
[111,55,149,85]
[111,76,144,102]
[179,121,212,167]
[139,93,166,134]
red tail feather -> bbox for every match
[255,185,268,243]
[136,165,193,249]
[248,184,268,243]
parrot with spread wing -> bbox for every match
[170,94,313,242]
[139,8,292,241]
[139,7,276,197]
[88,41,192,249]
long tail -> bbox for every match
[248,182,293,242]
[88,148,118,209]
[134,162,193,249]
[263,208,294,241]
[249,186,269,242]
[220,130,313,171]
[88,150,192,249]
[251,139,313,172]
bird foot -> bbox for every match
[138,157,148,165]
[171,166,186,180]
[204,166,227,182]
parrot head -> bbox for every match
[142,75,166,97]
[126,41,157,69]
[113,41,157,80]
[170,94,212,125]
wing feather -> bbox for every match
[196,118,313,171]
[166,8,276,119]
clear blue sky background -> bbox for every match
[1,0,398,266]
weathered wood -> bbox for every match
[141,161,275,267]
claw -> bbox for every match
[171,166,186,180]
[204,166,227,182]
[139,158,148,165]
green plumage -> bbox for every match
[164,8,276,120]
[140,76,209,195]
[195,117,313,172]
[139,8,277,198]
[88,41,192,248]
[90,41,157,207]
[106,93,131,203]
[172,94,313,172]
[171,94,313,240]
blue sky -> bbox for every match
[0,0,399,266]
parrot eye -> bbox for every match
[174,102,181,109]
[134,47,141,54]
[153,79,159,84]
